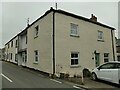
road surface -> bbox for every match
[2,61,84,89]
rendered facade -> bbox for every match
[5,7,117,77]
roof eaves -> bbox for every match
[55,9,115,30]
[5,34,18,45]
[5,8,53,46]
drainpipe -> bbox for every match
[111,30,115,61]
[52,8,55,77]
[17,35,19,65]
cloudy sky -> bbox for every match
[1,1,119,48]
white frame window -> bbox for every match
[11,41,13,47]
[71,52,79,65]
[8,43,9,48]
[104,53,109,63]
[34,50,39,63]
[15,40,18,48]
[98,31,104,41]
[34,25,39,38]
[70,23,78,36]
[15,54,18,62]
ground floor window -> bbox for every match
[15,54,18,62]
[117,56,120,61]
[34,50,39,63]
[71,52,79,65]
[104,53,109,63]
[7,53,8,59]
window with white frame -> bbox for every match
[8,43,9,48]
[34,50,39,63]
[15,40,18,48]
[70,23,78,36]
[7,53,8,59]
[15,54,18,62]
[34,25,39,38]
[98,31,104,40]
[11,41,13,47]
[104,53,109,63]
[71,52,79,65]
[11,53,12,60]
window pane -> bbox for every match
[98,31,103,40]
[71,59,74,65]
[34,50,38,62]
[115,63,120,69]
[71,23,78,35]
[104,59,108,63]
[104,53,109,57]
[35,57,38,62]
[35,25,39,37]
[71,53,78,58]
[35,51,38,55]
[74,59,78,64]
[74,54,78,57]
[101,63,114,69]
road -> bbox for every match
[2,61,84,89]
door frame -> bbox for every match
[95,53,100,67]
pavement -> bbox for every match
[2,61,120,90]
[55,77,120,90]
[74,78,120,89]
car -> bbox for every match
[92,61,120,85]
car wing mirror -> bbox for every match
[97,67,101,70]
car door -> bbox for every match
[97,63,114,82]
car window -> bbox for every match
[115,63,120,69]
[100,63,114,69]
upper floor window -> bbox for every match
[11,41,13,47]
[26,36,27,44]
[34,25,39,38]
[8,43,9,48]
[98,31,104,41]
[70,23,79,36]
[11,53,12,60]
[15,40,18,48]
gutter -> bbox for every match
[111,30,115,61]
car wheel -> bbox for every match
[92,73,97,81]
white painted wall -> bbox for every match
[5,36,18,64]
[55,12,117,76]
[27,12,53,74]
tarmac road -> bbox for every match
[2,61,85,89]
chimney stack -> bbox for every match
[90,14,97,22]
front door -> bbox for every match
[95,53,100,67]
[22,52,27,66]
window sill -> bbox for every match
[33,62,38,64]
[70,65,81,68]
[70,34,80,37]
[97,39,104,42]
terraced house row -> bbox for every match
[5,7,117,77]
